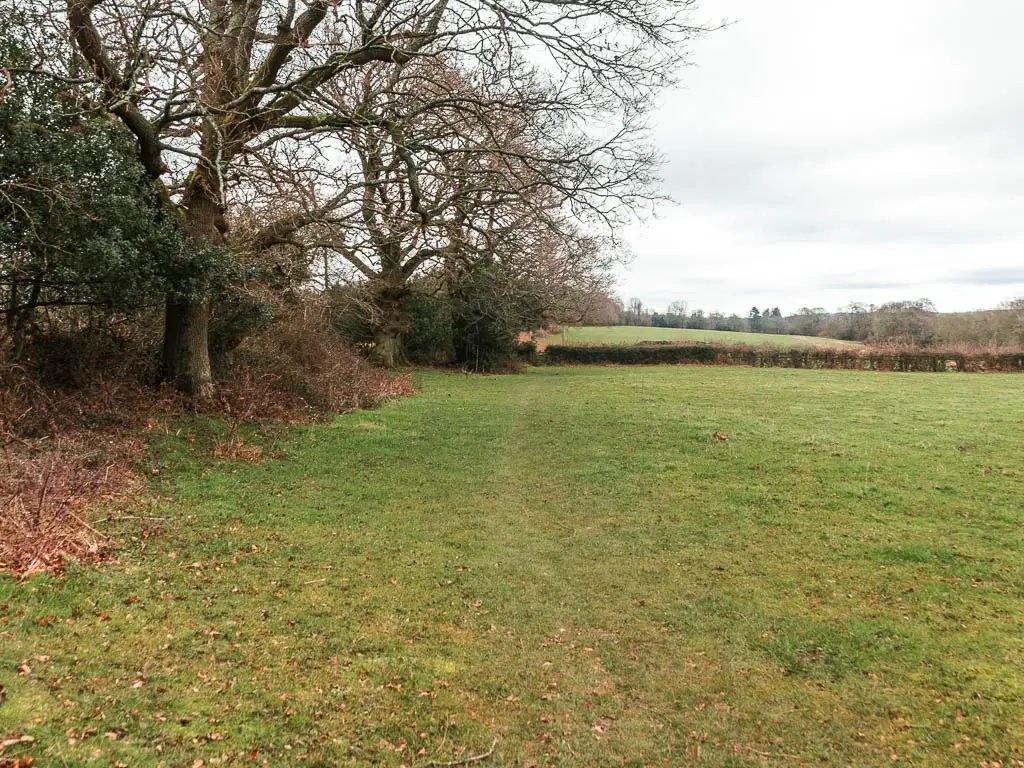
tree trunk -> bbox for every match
[372,328,408,368]
[161,182,222,398]
[369,283,410,368]
[8,279,41,363]
[162,297,213,397]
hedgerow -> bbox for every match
[540,344,1024,372]
[543,344,718,365]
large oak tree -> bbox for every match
[17,0,708,394]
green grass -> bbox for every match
[550,325,863,348]
[2,367,1023,766]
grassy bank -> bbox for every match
[2,367,1022,766]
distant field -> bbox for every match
[548,325,863,348]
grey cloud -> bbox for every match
[744,210,1015,247]
[621,0,1024,313]
[817,267,1024,301]
[823,275,916,291]
[948,267,1024,286]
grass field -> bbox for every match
[549,325,863,348]
[2,367,1023,766]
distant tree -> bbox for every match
[870,300,936,347]
[761,305,781,334]
[686,309,708,329]
[908,299,1024,351]
[748,306,762,332]
[836,303,872,341]
[787,307,827,337]
[660,300,687,328]
[667,300,688,316]
[624,297,649,326]
[580,291,623,326]
[1007,298,1024,343]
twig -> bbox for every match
[424,737,498,767]
[439,719,449,749]
[0,733,35,751]
[0,68,12,105]
[630,699,672,725]
[2,434,44,452]
[64,509,108,540]
[552,520,576,536]
[92,515,169,524]
[303,577,327,585]
[749,748,801,760]
[35,442,58,527]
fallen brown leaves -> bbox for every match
[221,300,418,419]
[0,319,416,577]
[0,734,35,758]
[0,367,154,578]
[0,438,143,577]
[210,437,265,464]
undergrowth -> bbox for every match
[0,304,415,577]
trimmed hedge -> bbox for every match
[717,348,1024,372]
[543,344,718,365]
[540,344,1024,373]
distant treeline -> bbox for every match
[581,297,1024,351]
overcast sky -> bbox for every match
[619,0,1024,315]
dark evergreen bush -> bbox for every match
[405,293,455,365]
[513,341,538,363]
[450,260,544,371]
[542,344,717,365]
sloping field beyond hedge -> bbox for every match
[2,367,1023,766]
[549,325,864,348]
[541,343,1024,372]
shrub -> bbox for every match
[542,344,718,365]
[209,287,277,370]
[226,297,416,417]
[327,283,377,348]
[0,27,215,359]
[513,341,539,363]
[449,258,547,371]
[0,433,143,576]
[405,293,455,365]
[0,356,171,576]
[19,329,160,391]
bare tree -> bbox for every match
[667,300,688,317]
[1005,298,1024,344]
[317,57,631,363]
[232,43,676,364]
[15,0,710,393]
